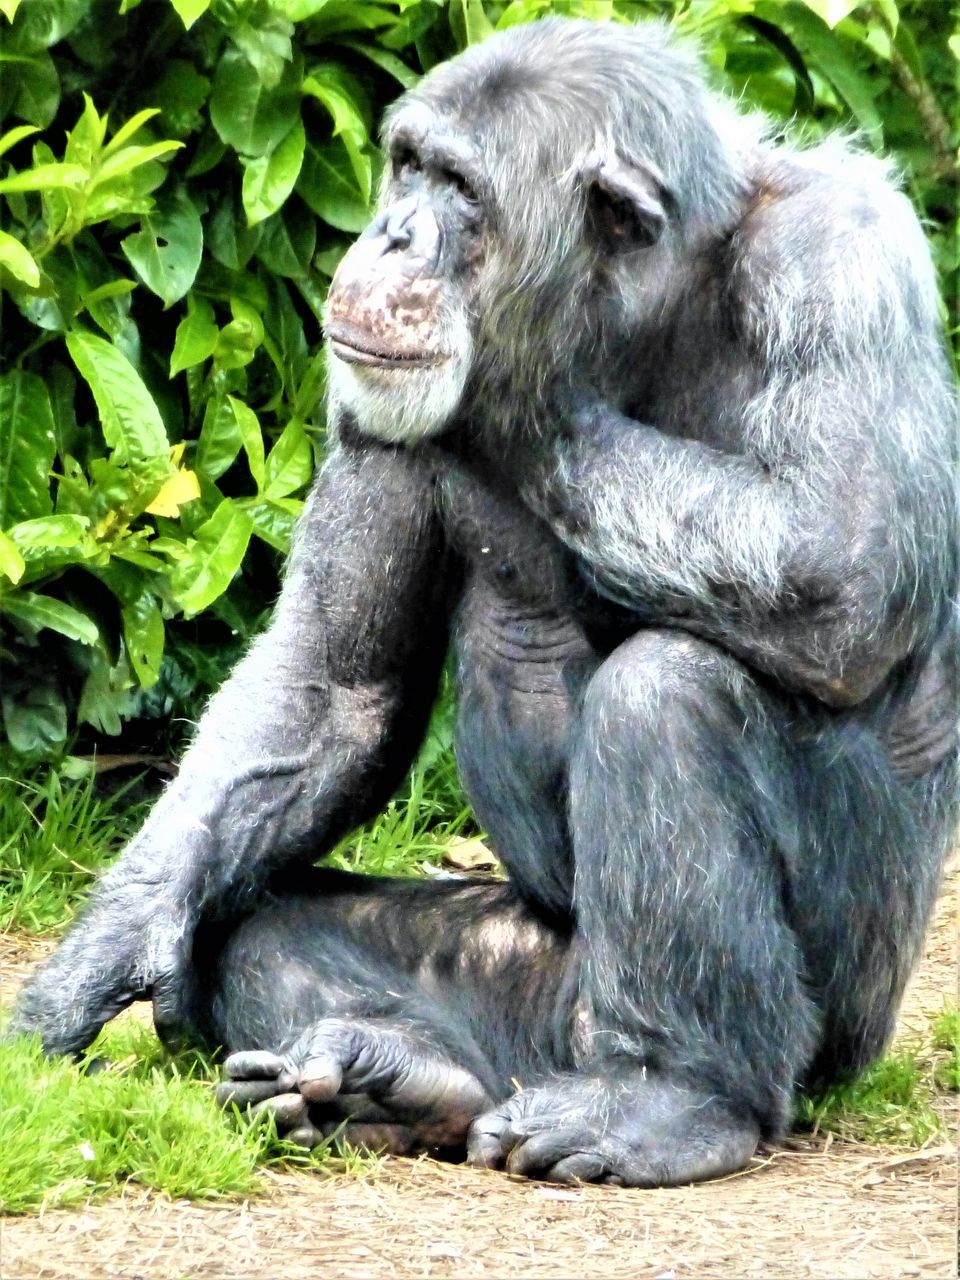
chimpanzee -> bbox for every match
[14,18,958,1187]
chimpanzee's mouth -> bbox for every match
[326,324,447,370]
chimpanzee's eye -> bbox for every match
[393,146,421,178]
[442,167,478,205]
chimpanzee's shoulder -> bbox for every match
[724,140,938,361]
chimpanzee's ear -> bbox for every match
[585,153,676,253]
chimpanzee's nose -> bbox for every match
[384,198,416,250]
[374,197,441,265]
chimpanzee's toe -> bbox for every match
[467,1072,760,1187]
[219,1017,493,1151]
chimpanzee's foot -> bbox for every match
[467,1072,761,1186]
[216,1017,493,1154]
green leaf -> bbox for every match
[230,12,294,89]
[298,139,370,233]
[7,514,89,551]
[209,48,302,156]
[870,0,898,34]
[102,108,161,154]
[0,371,55,527]
[241,117,305,226]
[0,531,25,583]
[760,2,883,143]
[154,61,211,138]
[294,0,396,38]
[120,189,203,307]
[121,590,164,686]
[171,499,254,618]
[77,648,136,736]
[264,421,312,498]
[291,348,326,422]
[1,0,88,51]
[302,64,371,199]
[65,328,169,464]
[170,0,211,29]
[255,201,317,278]
[213,295,264,371]
[0,51,60,128]
[0,162,85,193]
[82,279,138,308]
[246,496,301,552]
[0,124,39,159]
[2,681,67,753]
[195,393,265,487]
[228,394,265,490]
[276,0,333,19]
[460,0,495,45]
[206,196,262,270]
[2,591,98,644]
[94,139,182,185]
[798,0,858,26]
[65,93,108,167]
[0,227,39,286]
[4,513,92,579]
[334,39,419,89]
[196,393,242,481]
[170,296,218,376]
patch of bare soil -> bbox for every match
[2,863,957,1280]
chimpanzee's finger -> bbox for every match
[297,1053,344,1103]
[223,1050,287,1080]
[215,1077,288,1109]
[250,1092,309,1129]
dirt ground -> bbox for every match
[1,862,957,1280]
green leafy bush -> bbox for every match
[0,0,954,754]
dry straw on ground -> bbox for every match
[2,861,957,1280]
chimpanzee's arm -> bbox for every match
[14,440,453,1054]
[531,184,957,707]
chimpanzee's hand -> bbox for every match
[9,876,196,1057]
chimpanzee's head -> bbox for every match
[325,18,748,444]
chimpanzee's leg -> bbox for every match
[199,870,573,1153]
[468,628,955,1185]
[469,630,813,1184]
[790,699,957,1086]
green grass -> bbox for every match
[0,764,148,934]
[0,1022,259,1213]
[0,720,476,934]
[0,1017,378,1216]
[796,1004,959,1146]
[930,1002,960,1091]
[325,750,478,878]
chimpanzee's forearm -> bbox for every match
[124,441,452,910]
[529,399,927,705]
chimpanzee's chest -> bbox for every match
[438,465,570,605]
[436,462,639,658]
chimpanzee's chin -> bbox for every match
[328,352,467,445]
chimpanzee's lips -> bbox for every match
[326,323,447,370]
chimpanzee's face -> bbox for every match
[324,71,674,448]
[324,106,486,444]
